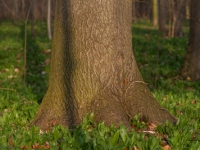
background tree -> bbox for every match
[132,0,136,22]
[30,0,35,39]
[135,0,152,20]
[158,0,168,36]
[47,0,52,40]
[181,0,200,81]
[152,0,158,26]
[170,0,186,37]
[31,0,177,129]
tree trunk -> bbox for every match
[171,0,186,37]
[30,0,35,39]
[158,0,168,36]
[47,0,52,40]
[31,0,177,130]
[152,0,158,26]
[181,0,200,81]
[186,0,190,20]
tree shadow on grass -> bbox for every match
[20,22,51,103]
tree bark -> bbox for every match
[171,0,186,37]
[152,0,158,26]
[47,0,52,40]
[31,0,177,130]
[186,0,190,20]
[181,0,200,81]
[30,0,35,39]
[158,0,168,36]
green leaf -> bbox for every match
[119,125,127,142]
[110,130,119,146]
[53,128,60,141]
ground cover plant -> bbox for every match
[0,20,199,149]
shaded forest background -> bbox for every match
[0,0,189,21]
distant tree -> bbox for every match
[181,0,200,81]
[158,0,168,36]
[47,0,52,40]
[132,0,136,22]
[136,0,152,19]
[31,0,177,130]
[30,0,35,39]
[170,0,186,37]
[152,0,158,26]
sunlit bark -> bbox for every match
[32,0,177,130]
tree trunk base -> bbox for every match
[31,83,177,130]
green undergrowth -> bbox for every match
[0,20,199,149]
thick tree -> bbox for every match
[31,0,177,129]
[181,0,200,81]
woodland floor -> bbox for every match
[0,20,199,149]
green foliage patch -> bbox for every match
[0,20,199,149]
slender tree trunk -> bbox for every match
[171,0,186,37]
[186,0,190,20]
[47,0,52,40]
[152,0,158,26]
[181,0,200,81]
[22,0,25,19]
[31,0,177,130]
[158,0,168,36]
[30,0,35,39]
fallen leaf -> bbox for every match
[191,134,196,140]
[186,76,191,81]
[45,59,51,64]
[4,109,8,113]
[8,138,14,148]
[163,145,171,150]
[133,146,140,150]
[43,49,51,54]
[143,130,156,134]
[14,68,20,73]
[148,123,157,131]
[52,120,57,126]
[163,96,167,101]
[17,53,22,58]
[39,129,44,135]
[161,137,169,146]
[191,100,197,104]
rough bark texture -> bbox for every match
[158,0,168,37]
[31,0,177,130]
[181,0,200,81]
